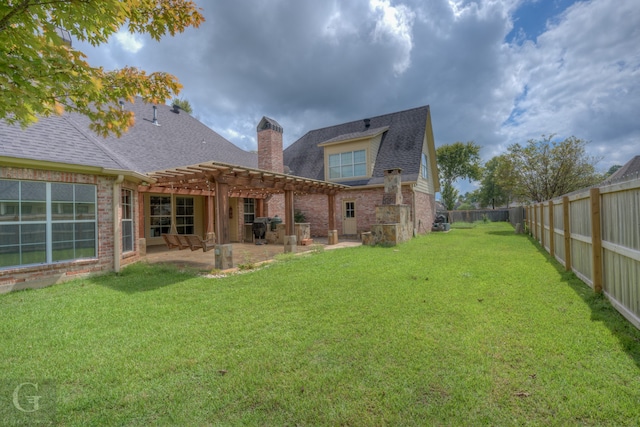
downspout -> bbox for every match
[113,175,124,273]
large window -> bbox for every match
[329,150,366,179]
[149,196,171,237]
[0,179,97,269]
[421,152,429,179]
[121,189,134,253]
[175,197,194,235]
[244,198,255,223]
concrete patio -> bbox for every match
[143,238,362,271]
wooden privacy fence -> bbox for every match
[440,209,510,224]
[527,178,640,329]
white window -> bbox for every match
[175,197,194,235]
[121,189,134,253]
[244,198,255,223]
[149,196,171,237]
[0,179,97,269]
[329,150,366,179]
[421,152,429,179]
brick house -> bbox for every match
[1,100,438,291]
[284,106,440,237]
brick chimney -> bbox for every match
[257,117,284,173]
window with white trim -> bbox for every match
[421,152,429,179]
[329,150,366,179]
[149,196,171,237]
[244,198,255,223]
[175,197,194,235]
[121,189,134,253]
[0,179,97,268]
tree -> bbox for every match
[478,155,516,209]
[604,164,622,178]
[171,98,193,114]
[505,135,602,202]
[436,141,483,210]
[0,1,204,137]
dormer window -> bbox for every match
[329,150,366,179]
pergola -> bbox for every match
[139,160,349,268]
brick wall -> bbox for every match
[294,186,435,237]
[257,128,284,173]
[0,167,140,292]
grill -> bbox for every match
[252,217,271,244]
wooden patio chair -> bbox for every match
[162,233,187,249]
[183,234,216,252]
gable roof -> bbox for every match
[604,155,640,184]
[283,106,431,186]
[0,98,257,174]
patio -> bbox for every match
[143,238,362,271]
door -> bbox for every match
[343,200,357,235]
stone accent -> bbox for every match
[284,235,297,253]
[295,223,311,244]
[327,230,339,245]
[361,231,374,246]
[382,168,403,205]
[214,244,233,270]
[375,204,412,243]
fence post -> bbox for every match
[539,203,545,247]
[590,188,603,293]
[563,196,571,272]
[533,204,538,240]
[549,200,555,258]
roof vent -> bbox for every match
[172,104,181,114]
[364,118,371,128]
[152,105,160,126]
[119,100,125,111]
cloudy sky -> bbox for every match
[76,0,639,182]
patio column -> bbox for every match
[256,198,265,218]
[284,188,296,252]
[327,193,338,245]
[206,194,215,241]
[214,180,233,269]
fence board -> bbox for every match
[528,178,640,329]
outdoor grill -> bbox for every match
[252,217,271,244]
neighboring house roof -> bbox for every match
[0,98,258,174]
[604,155,640,184]
[283,106,431,186]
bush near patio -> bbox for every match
[1,222,639,425]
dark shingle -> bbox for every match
[283,106,430,184]
[0,98,258,173]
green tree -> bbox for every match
[604,164,622,178]
[506,135,601,202]
[478,155,516,209]
[436,141,483,210]
[0,1,204,137]
[171,98,193,114]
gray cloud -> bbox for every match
[76,0,640,174]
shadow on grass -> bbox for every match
[91,262,198,294]
[487,230,528,237]
[526,234,640,370]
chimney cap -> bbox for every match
[257,116,283,133]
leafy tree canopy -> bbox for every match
[171,97,193,114]
[436,141,483,210]
[0,1,204,137]
[478,155,517,209]
[506,135,602,202]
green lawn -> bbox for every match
[1,222,639,425]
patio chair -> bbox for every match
[183,234,216,252]
[162,233,187,249]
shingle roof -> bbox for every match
[0,98,258,173]
[283,106,430,185]
[604,155,640,184]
